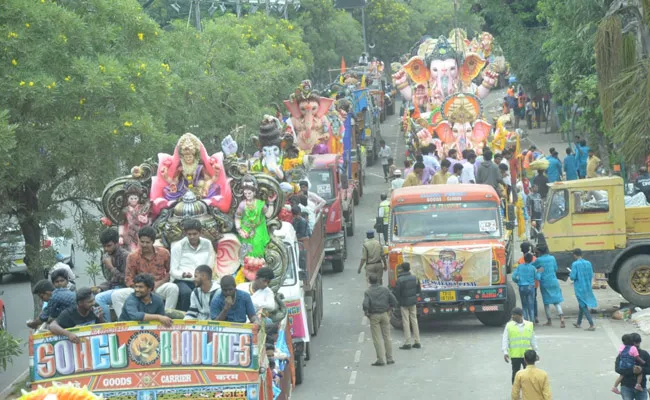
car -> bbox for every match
[0,291,5,330]
[0,222,75,282]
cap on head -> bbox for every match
[511,307,523,316]
[366,230,375,238]
[393,169,402,176]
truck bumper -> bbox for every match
[416,286,508,316]
[324,232,344,260]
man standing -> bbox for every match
[433,159,451,184]
[563,148,579,181]
[119,273,173,326]
[378,140,392,182]
[95,228,130,322]
[635,167,650,202]
[358,230,386,286]
[299,180,326,211]
[587,149,602,178]
[363,274,398,366]
[111,226,179,317]
[291,205,310,240]
[210,275,259,323]
[394,262,421,350]
[503,307,538,383]
[185,265,220,321]
[377,194,390,244]
[575,139,590,179]
[546,151,563,183]
[477,150,503,193]
[402,162,424,187]
[391,170,405,191]
[616,332,650,400]
[570,248,597,331]
[170,219,216,312]
[460,150,477,184]
[49,288,104,344]
[526,184,544,230]
[511,350,552,400]
[532,170,549,200]
[447,163,463,184]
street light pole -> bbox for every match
[361,5,368,55]
[194,0,202,31]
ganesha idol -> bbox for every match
[284,80,334,154]
[416,93,491,154]
[392,32,499,112]
[149,133,232,218]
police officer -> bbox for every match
[377,194,390,244]
[502,307,539,384]
[635,167,650,202]
[358,230,387,286]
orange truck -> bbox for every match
[387,184,516,327]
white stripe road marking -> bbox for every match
[367,172,385,179]
[601,318,621,351]
[358,331,365,343]
[354,350,361,363]
[349,371,358,385]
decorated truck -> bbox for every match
[537,176,650,307]
[387,184,516,327]
[28,320,295,400]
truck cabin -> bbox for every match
[308,154,348,206]
[388,184,506,287]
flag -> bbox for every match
[341,57,346,74]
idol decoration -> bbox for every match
[101,132,288,293]
[284,80,334,154]
[392,29,508,155]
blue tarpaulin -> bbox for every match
[343,113,353,178]
[353,89,368,114]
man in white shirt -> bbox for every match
[447,163,463,184]
[460,150,477,184]
[170,219,216,312]
[378,140,392,182]
[391,170,405,191]
[236,267,276,322]
[184,265,220,320]
[299,180,326,211]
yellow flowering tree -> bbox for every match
[0,0,176,306]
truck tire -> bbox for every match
[294,351,304,385]
[616,255,650,308]
[390,308,403,330]
[476,282,516,327]
[332,259,344,272]
[312,275,321,337]
[332,234,346,272]
[346,210,355,237]
[353,188,360,206]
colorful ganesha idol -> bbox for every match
[284,80,334,154]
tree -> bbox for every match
[364,0,412,63]
[297,0,364,85]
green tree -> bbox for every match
[0,0,178,314]
[297,0,364,85]
[364,0,412,62]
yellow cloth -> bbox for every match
[511,365,552,400]
[282,151,305,171]
[432,171,450,185]
[402,172,421,187]
[516,197,525,239]
[507,321,534,358]
[379,200,390,225]
[587,155,601,178]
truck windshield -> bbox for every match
[307,169,335,201]
[391,201,501,242]
[282,244,296,286]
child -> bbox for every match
[612,334,645,394]
[512,253,540,322]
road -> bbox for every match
[290,108,638,400]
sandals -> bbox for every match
[371,361,385,367]
[560,321,566,328]
[573,323,581,328]
[585,326,596,331]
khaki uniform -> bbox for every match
[363,284,398,364]
[361,238,385,286]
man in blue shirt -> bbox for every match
[27,278,75,329]
[119,273,173,326]
[563,147,579,181]
[512,253,541,322]
[210,275,259,323]
[546,151,562,183]
[575,139,590,179]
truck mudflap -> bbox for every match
[415,285,508,316]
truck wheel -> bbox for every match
[608,271,620,294]
[332,259,344,272]
[294,351,304,385]
[346,211,355,237]
[617,255,650,308]
[332,235,346,272]
[353,189,360,206]
[476,283,516,327]
[312,276,321,337]
[390,308,403,330]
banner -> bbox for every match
[401,247,492,290]
[29,320,261,399]
[285,298,309,342]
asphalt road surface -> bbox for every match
[289,111,640,400]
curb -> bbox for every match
[0,368,28,400]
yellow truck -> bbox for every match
[538,176,650,306]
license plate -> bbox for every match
[440,291,456,302]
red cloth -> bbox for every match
[278,207,293,223]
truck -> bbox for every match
[352,89,381,165]
[308,153,355,272]
[349,144,367,205]
[28,320,295,399]
[387,184,516,328]
[275,216,325,385]
[537,176,650,307]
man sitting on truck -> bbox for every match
[185,265,220,321]
[210,275,259,324]
[237,267,276,322]
[299,180,326,211]
[27,278,76,330]
[49,288,104,344]
[403,162,424,188]
[119,273,173,327]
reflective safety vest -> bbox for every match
[507,321,534,358]
[379,200,390,225]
